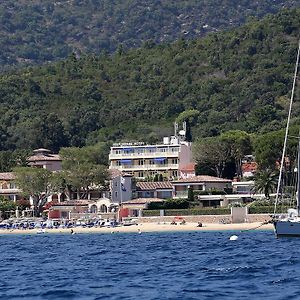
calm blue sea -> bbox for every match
[0,230,299,300]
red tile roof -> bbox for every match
[28,153,61,162]
[180,163,196,172]
[109,169,132,179]
[51,200,91,207]
[172,175,232,183]
[242,162,257,172]
[136,181,173,190]
[0,172,16,180]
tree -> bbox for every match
[0,196,16,219]
[187,186,194,202]
[254,126,298,170]
[14,167,63,216]
[16,199,31,211]
[220,130,252,178]
[193,136,231,178]
[254,170,278,199]
[59,147,109,199]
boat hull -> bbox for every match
[274,220,300,237]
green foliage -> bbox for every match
[248,206,290,214]
[147,199,189,210]
[0,149,30,172]
[253,125,299,170]
[143,208,231,216]
[0,9,299,164]
[254,170,278,199]
[187,187,194,202]
[0,1,299,71]
[193,136,232,177]
[0,197,16,219]
[13,167,63,216]
[59,146,109,198]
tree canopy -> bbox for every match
[0,1,299,71]
[13,167,63,216]
[59,146,110,199]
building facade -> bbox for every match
[27,148,62,171]
[109,138,193,179]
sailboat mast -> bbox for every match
[274,38,300,215]
[297,138,300,215]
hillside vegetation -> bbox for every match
[0,9,299,154]
[0,0,299,70]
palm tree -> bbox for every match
[254,170,278,199]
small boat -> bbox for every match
[273,38,300,237]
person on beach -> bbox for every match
[197,222,203,227]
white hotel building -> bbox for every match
[109,134,193,179]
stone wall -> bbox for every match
[137,214,272,224]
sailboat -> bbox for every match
[273,38,300,237]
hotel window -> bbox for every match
[172,158,178,164]
[172,171,178,177]
[138,159,144,165]
[138,171,144,177]
[115,191,118,198]
[149,159,155,165]
[148,148,156,153]
[115,149,122,154]
[116,161,121,166]
[136,148,144,154]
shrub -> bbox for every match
[147,199,189,210]
[143,208,231,217]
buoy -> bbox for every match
[229,235,238,241]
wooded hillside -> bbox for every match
[0,0,299,70]
[0,9,299,154]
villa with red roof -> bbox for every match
[172,175,232,199]
[27,148,62,171]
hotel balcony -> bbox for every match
[109,151,179,160]
[109,164,179,171]
[173,191,188,199]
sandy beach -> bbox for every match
[0,222,273,235]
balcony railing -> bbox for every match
[173,191,188,198]
[109,164,179,170]
[109,151,179,159]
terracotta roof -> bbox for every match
[28,154,61,162]
[0,172,16,180]
[136,181,173,190]
[180,163,196,172]
[172,175,232,183]
[51,200,90,207]
[242,162,257,172]
[122,198,164,205]
[109,169,132,179]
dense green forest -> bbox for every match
[0,9,299,162]
[0,0,299,70]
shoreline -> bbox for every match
[0,222,273,235]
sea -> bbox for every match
[0,230,299,300]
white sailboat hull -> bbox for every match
[274,220,300,237]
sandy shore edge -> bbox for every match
[0,222,273,235]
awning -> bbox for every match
[122,148,133,151]
[154,157,166,162]
[120,159,132,164]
